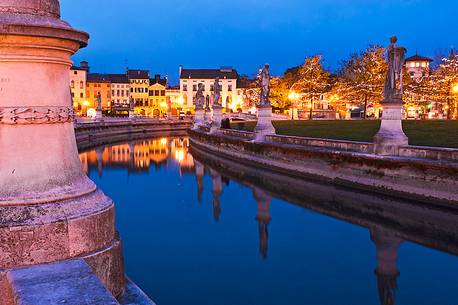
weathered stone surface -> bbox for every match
[119,277,156,305]
[0,271,14,305]
[0,190,115,269]
[7,259,120,305]
[84,236,125,298]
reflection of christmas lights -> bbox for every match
[160,138,167,146]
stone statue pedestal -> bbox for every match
[204,108,212,126]
[193,108,205,129]
[253,106,276,141]
[374,101,408,156]
[129,110,135,118]
[210,106,223,134]
[96,109,103,121]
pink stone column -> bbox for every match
[0,1,124,298]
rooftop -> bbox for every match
[87,74,128,83]
[180,68,238,80]
[127,70,150,79]
[405,54,433,62]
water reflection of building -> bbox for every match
[79,137,194,175]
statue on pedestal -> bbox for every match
[205,95,210,111]
[129,96,134,111]
[195,83,205,109]
[384,36,406,102]
[96,92,102,111]
[260,64,271,107]
[212,78,221,107]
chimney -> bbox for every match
[179,65,182,78]
[154,74,160,83]
[80,61,89,72]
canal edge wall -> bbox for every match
[189,128,458,205]
[75,119,192,151]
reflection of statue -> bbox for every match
[376,273,398,305]
[96,92,102,111]
[211,170,223,222]
[212,78,221,107]
[253,187,272,259]
[371,227,403,305]
[195,83,205,109]
[129,96,134,111]
[384,36,406,101]
[205,95,210,111]
[260,64,271,106]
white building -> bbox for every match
[179,67,239,110]
[405,54,433,79]
[109,74,130,115]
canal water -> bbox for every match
[80,136,458,305]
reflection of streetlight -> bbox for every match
[288,91,300,120]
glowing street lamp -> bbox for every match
[288,91,300,120]
[452,83,458,94]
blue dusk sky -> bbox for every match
[61,0,457,84]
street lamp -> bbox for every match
[82,100,90,116]
[288,91,300,120]
[452,83,458,119]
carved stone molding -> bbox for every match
[0,106,74,125]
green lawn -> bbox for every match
[231,120,458,148]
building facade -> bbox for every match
[86,74,112,113]
[128,70,150,115]
[109,74,130,116]
[166,85,183,116]
[179,67,239,110]
[70,61,89,115]
[405,54,433,79]
[147,74,167,117]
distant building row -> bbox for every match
[70,61,241,117]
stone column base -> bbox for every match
[193,109,204,129]
[204,109,212,126]
[254,106,276,141]
[374,102,408,156]
[0,188,124,298]
[129,111,135,118]
[210,106,223,134]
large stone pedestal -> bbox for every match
[193,108,204,129]
[210,106,222,134]
[204,108,212,126]
[96,109,103,121]
[253,106,276,141]
[374,102,408,156]
[0,0,124,300]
